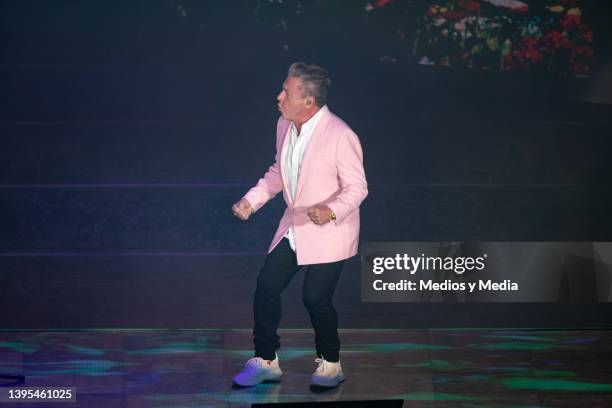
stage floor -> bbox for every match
[0,329,611,407]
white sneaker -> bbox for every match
[310,357,346,387]
[232,354,282,387]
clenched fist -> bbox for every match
[307,204,333,225]
[232,198,253,221]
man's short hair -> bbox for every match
[287,62,331,107]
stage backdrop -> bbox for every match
[1,0,612,329]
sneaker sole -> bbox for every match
[233,372,283,387]
[310,375,345,388]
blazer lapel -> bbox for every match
[294,109,331,202]
[279,121,293,205]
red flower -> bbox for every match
[543,31,573,49]
[563,38,574,49]
[524,46,543,63]
[561,13,581,30]
[522,36,538,48]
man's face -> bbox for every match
[276,76,309,122]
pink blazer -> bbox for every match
[243,108,368,265]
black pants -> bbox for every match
[253,238,345,362]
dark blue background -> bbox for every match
[1,1,611,328]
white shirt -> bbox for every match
[283,105,328,252]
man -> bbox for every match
[231,62,368,388]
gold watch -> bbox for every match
[330,211,336,221]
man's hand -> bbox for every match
[307,205,333,225]
[232,198,254,221]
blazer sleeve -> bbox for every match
[242,118,286,212]
[326,129,368,223]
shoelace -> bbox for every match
[314,358,329,373]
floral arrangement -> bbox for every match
[414,0,594,77]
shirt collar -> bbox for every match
[293,104,328,136]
